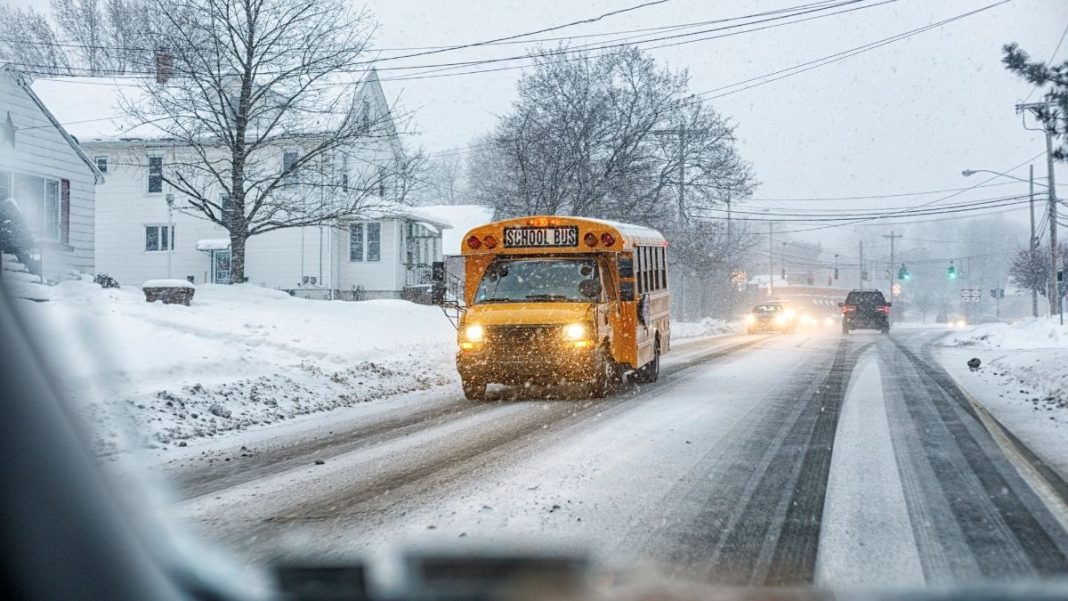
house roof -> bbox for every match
[3,66,105,183]
[31,68,399,148]
[359,202,453,231]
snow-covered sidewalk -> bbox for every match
[936,319,1068,478]
[18,280,457,451]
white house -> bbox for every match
[0,65,102,280]
[32,70,446,299]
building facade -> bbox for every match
[0,66,102,280]
[33,70,446,298]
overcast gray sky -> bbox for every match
[7,0,1068,263]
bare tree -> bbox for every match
[411,150,465,205]
[0,6,74,74]
[470,45,754,229]
[125,0,414,282]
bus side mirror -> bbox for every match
[620,281,635,302]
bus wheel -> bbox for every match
[462,378,487,401]
[635,340,660,383]
[589,348,614,398]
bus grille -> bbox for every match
[486,325,560,358]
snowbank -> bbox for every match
[671,318,737,339]
[18,280,457,450]
[938,317,1068,477]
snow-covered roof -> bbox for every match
[357,202,452,231]
[4,67,105,181]
[30,76,161,142]
[196,239,231,251]
[414,204,496,255]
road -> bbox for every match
[162,328,1068,588]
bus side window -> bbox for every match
[652,247,660,291]
[660,247,668,288]
[632,247,640,294]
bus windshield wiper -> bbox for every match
[479,297,518,303]
[525,294,572,301]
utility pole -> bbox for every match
[1017,101,1060,320]
[782,241,787,284]
[858,240,864,288]
[1047,130,1062,325]
[883,230,902,299]
[652,126,709,220]
[1029,164,1038,318]
[768,221,774,296]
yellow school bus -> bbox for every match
[455,215,671,400]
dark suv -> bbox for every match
[840,289,891,334]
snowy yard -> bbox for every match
[19,281,457,451]
[18,280,734,452]
[937,318,1068,477]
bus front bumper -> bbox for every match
[457,346,600,386]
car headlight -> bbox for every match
[745,314,756,324]
[564,322,587,341]
[464,324,485,342]
[955,319,966,328]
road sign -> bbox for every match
[960,288,981,303]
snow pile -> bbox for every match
[943,317,1068,349]
[671,318,737,339]
[18,280,457,450]
[940,318,1068,435]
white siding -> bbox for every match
[336,219,401,294]
[0,70,96,278]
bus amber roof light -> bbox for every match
[483,235,498,249]
[583,232,598,247]
[600,232,615,247]
[466,235,482,250]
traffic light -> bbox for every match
[897,264,911,281]
[947,263,957,280]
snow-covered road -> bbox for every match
[144,328,1068,588]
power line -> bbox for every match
[696,0,1009,100]
[13,0,889,81]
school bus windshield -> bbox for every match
[474,258,600,304]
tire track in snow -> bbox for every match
[168,335,771,500]
[881,336,1068,581]
[640,337,866,586]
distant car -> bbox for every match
[840,289,891,334]
[745,301,796,334]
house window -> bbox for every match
[145,225,175,251]
[349,223,364,261]
[148,156,163,193]
[340,154,349,192]
[282,150,299,185]
[44,180,59,240]
[60,179,70,244]
[220,193,233,225]
[377,166,387,198]
[12,173,61,240]
[95,156,108,174]
[367,222,381,261]
[361,99,371,130]
[349,222,381,262]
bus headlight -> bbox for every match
[464,324,485,342]
[745,314,756,324]
[564,323,587,341]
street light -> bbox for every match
[963,167,1042,317]
[961,168,1048,188]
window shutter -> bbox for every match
[60,179,70,244]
